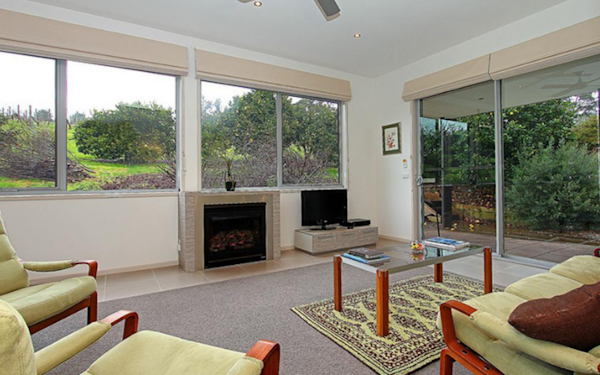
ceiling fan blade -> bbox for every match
[315,0,341,17]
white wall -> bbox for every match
[373,0,600,241]
[0,0,378,272]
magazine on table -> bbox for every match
[347,247,383,260]
[342,253,390,264]
[423,237,470,251]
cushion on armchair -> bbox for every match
[0,300,36,375]
[508,281,600,352]
[84,331,259,375]
[0,276,97,325]
[471,311,600,374]
[0,216,29,295]
[550,256,600,285]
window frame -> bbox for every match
[199,80,346,191]
[0,51,181,195]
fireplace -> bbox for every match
[204,203,267,269]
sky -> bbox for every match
[0,52,176,117]
[0,51,326,120]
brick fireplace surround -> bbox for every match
[178,191,281,272]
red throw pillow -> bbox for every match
[508,281,600,352]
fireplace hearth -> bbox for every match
[204,203,267,269]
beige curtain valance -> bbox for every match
[0,9,188,76]
[489,16,600,80]
[403,16,600,102]
[196,49,352,102]
[402,55,492,101]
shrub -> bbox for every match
[505,143,599,231]
[73,102,176,163]
[0,118,91,182]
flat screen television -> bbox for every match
[301,189,347,230]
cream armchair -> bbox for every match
[0,300,281,375]
[0,213,98,333]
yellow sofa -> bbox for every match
[438,254,600,375]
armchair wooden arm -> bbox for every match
[246,340,280,375]
[101,310,139,339]
[72,260,98,278]
[439,301,502,375]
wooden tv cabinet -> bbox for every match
[294,226,378,254]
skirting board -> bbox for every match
[281,245,296,251]
[378,234,411,243]
[29,260,180,284]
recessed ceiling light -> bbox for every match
[254,1,262,7]
[354,33,361,38]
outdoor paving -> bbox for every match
[425,227,598,264]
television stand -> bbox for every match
[294,226,378,254]
[309,225,337,231]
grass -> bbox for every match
[0,127,165,191]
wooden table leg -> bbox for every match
[376,269,389,337]
[434,263,443,283]
[484,247,492,294]
[334,256,342,311]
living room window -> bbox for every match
[200,81,342,190]
[0,51,179,193]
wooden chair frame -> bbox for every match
[28,260,98,334]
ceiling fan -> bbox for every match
[541,72,600,98]
[238,0,341,21]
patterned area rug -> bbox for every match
[292,274,500,375]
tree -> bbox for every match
[505,143,599,231]
[572,115,599,152]
[34,109,53,122]
[69,112,87,125]
[73,102,176,163]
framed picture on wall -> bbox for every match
[382,123,401,155]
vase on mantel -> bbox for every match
[225,180,236,191]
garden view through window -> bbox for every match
[201,81,341,190]
[420,55,600,265]
[0,52,56,189]
[0,51,178,192]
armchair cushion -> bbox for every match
[550,256,600,285]
[225,356,264,375]
[471,310,600,374]
[23,260,74,273]
[508,281,600,352]
[0,300,35,375]
[505,272,582,300]
[0,276,97,325]
[0,231,28,295]
[84,331,257,375]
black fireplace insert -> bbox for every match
[204,203,267,269]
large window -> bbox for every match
[418,55,600,265]
[0,53,56,189]
[502,56,600,263]
[0,51,178,192]
[201,81,341,189]
[420,82,496,250]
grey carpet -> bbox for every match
[32,262,472,375]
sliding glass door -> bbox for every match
[418,55,600,265]
[501,56,600,263]
[420,82,497,250]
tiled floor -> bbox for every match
[95,239,549,302]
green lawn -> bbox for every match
[0,128,165,191]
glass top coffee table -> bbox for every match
[333,244,493,337]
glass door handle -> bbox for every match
[417,176,423,186]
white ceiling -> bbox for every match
[29,0,568,78]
